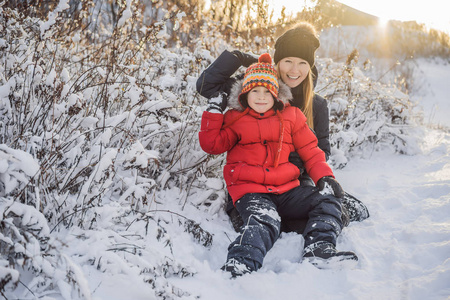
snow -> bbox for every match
[162,131,450,300]
[2,8,449,299]
[39,0,70,37]
[85,50,449,300]
[410,58,450,127]
[117,0,133,28]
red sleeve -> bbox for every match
[198,111,238,155]
[291,108,334,183]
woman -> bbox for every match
[196,22,369,232]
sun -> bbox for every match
[377,16,390,29]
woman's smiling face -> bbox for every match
[278,57,310,88]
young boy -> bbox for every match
[199,53,357,277]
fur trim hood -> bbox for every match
[227,79,293,112]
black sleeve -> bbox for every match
[313,95,331,160]
[196,50,243,99]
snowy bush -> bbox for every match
[0,2,211,298]
[315,56,421,168]
[0,1,422,299]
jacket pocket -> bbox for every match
[224,164,242,185]
[264,163,300,186]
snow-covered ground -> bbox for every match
[2,15,449,298]
[83,57,450,300]
[411,58,450,128]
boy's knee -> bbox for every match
[246,213,281,239]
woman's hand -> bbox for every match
[232,50,258,67]
[317,176,344,198]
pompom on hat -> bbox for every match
[273,22,320,67]
[239,53,279,103]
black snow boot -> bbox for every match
[221,258,252,278]
[342,192,370,222]
[303,241,358,269]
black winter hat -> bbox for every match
[274,22,320,67]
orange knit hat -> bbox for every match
[238,53,279,103]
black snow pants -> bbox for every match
[226,185,344,271]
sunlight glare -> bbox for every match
[377,16,389,29]
[339,0,450,33]
[203,0,211,12]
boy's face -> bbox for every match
[247,86,275,114]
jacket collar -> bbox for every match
[248,108,276,118]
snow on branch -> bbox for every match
[316,58,421,168]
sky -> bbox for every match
[268,0,450,33]
[338,0,450,33]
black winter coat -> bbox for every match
[196,50,331,159]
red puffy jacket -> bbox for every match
[199,81,334,203]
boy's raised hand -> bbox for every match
[206,91,228,114]
[317,176,344,199]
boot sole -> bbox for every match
[304,255,359,269]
